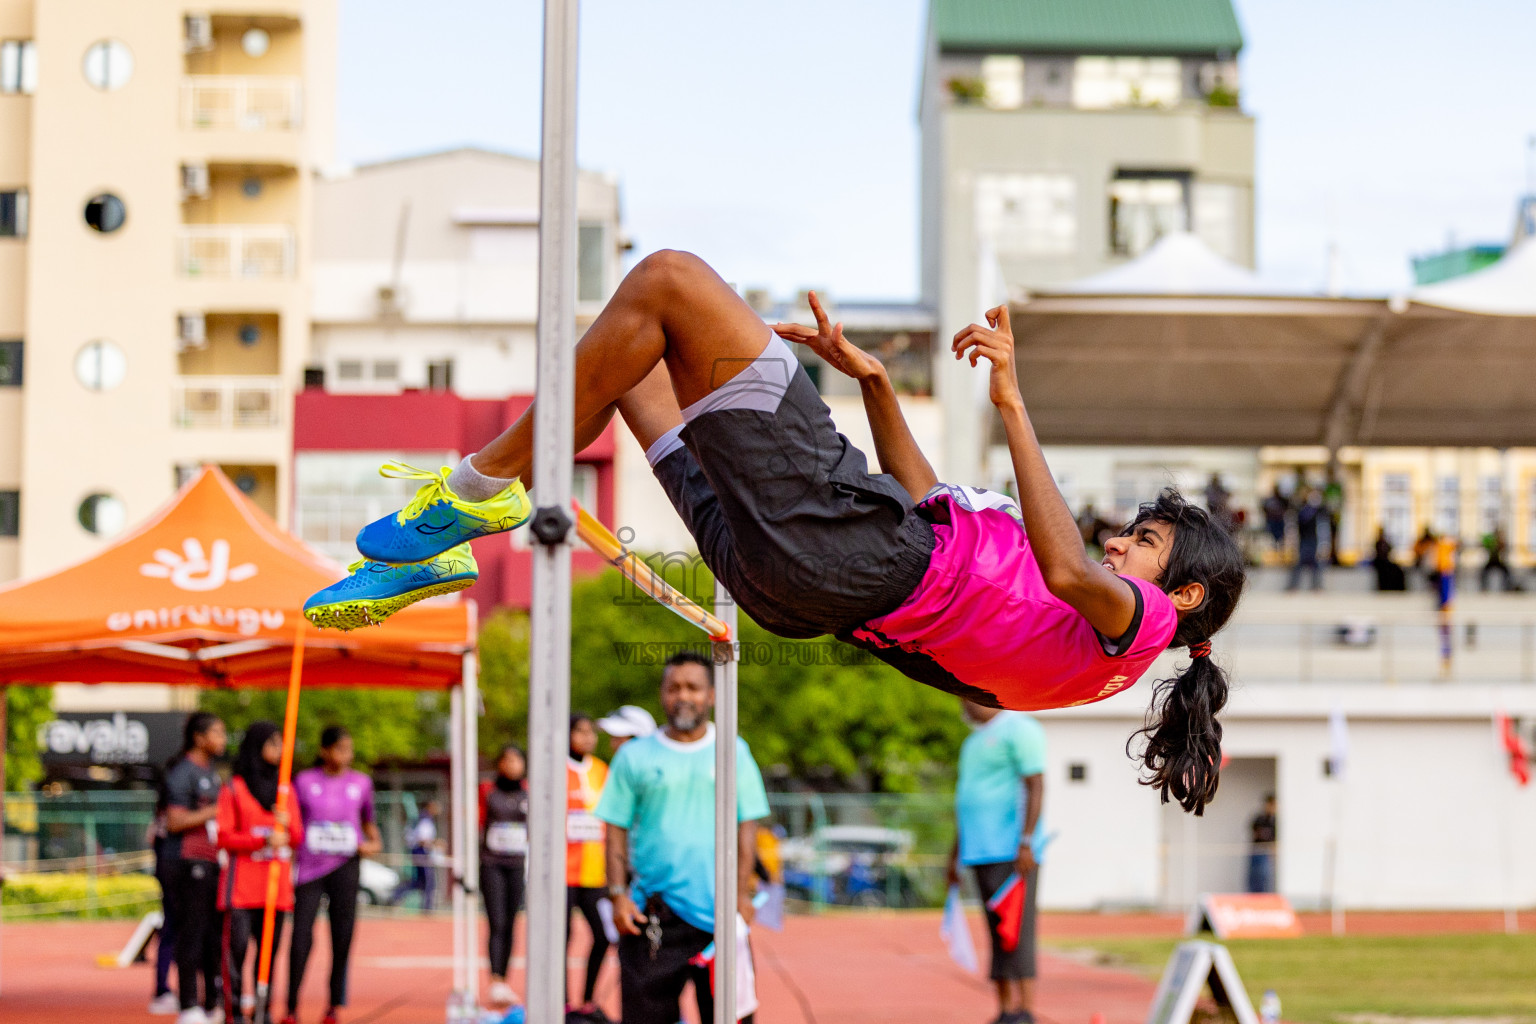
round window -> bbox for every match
[74,340,127,391]
[78,493,127,537]
[241,177,263,198]
[82,40,134,91]
[238,323,261,347]
[241,28,270,58]
[84,193,127,233]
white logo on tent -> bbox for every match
[140,539,258,592]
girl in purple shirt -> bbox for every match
[283,726,381,1024]
[345,252,1246,814]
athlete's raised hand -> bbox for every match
[773,291,885,382]
[952,304,1023,411]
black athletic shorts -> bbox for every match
[653,367,934,639]
[973,860,1040,981]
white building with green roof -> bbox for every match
[920,0,1256,484]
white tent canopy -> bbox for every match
[1410,239,1536,316]
[1046,231,1309,299]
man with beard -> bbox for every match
[596,650,769,1024]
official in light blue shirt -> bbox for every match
[949,700,1047,1021]
[597,723,769,931]
[595,650,770,1024]
[955,708,1047,867]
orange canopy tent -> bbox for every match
[0,466,485,1003]
[0,465,474,688]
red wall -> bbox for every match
[294,389,617,611]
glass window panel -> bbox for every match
[981,55,1025,109]
[975,173,1076,256]
[577,224,605,302]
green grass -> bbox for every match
[1051,934,1536,1023]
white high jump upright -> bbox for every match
[526,0,580,1021]
[713,581,739,1024]
[461,653,481,1008]
[448,686,466,1007]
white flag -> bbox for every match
[940,884,979,973]
[1329,703,1350,780]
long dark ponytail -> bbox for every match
[1126,490,1247,815]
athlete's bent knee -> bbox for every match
[631,248,711,292]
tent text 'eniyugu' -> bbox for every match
[0,466,474,689]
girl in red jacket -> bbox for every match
[218,721,304,1024]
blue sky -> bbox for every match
[337,0,1535,300]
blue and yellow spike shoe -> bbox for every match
[355,461,531,565]
[304,543,479,631]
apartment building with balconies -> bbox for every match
[0,1,334,590]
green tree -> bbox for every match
[477,567,969,792]
[4,686,53,789]
[198,686,449,771]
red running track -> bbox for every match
[3,909,1528,1024]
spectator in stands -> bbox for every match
[1247,794,1278,893]
[1204,473,1235,535]
[947,699,1046,1024]
[1322,472,1346,566]
[1481,527,1515,592]
[598,651,769,1024]
[218,720,304,1024]
[1412,526,1439,589]
[1286,489,1325,591]
[163,711,228,1024]
[1261,486,1289,560]
[1372,528,1407,592]
[388,799,444,910]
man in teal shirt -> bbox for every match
[947,700,1047,1024]
[598,650,769,1024]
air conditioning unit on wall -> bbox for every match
[177,311,207,352]
[184,15,213,53]
[181,163,210,200]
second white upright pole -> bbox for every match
[713,585,739,1024]
[448,687,466,1009]
[462,655,482,1003]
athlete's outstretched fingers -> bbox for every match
[994,304,1012,335]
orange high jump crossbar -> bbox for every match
[573,501,732,643]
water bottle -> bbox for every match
[1260,989,1281,1024]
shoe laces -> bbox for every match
[379,461,457,523]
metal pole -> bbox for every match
[713,584,739,1024]
[449,686,466,1013]
[462,655,481,1007]
[527,0,580,1021]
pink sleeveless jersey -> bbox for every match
[846,485,1178,711]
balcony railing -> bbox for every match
[173,376,283,429]
[181,76,302,131]
[177,225,295,280]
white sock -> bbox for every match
[447,454,517,502]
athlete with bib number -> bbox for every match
[480,745,530,1009]
[283,727,381,1024]
[566,714,614,1023]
